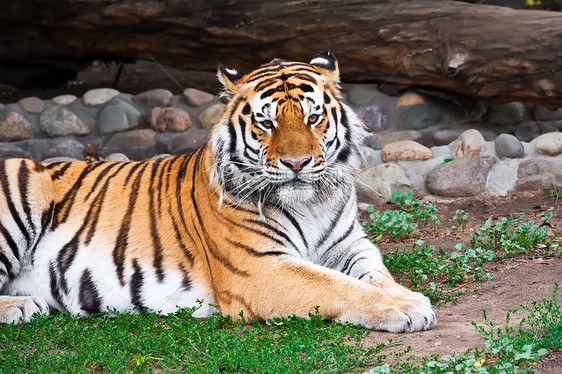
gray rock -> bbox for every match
[52,94,77,106]
[495,133,524,158]
[534,105,562,121]
[514,121,540,142]
[516,159,562,191]
[170,132,210,154]
[488,102,525,126]
[395,103,441,130]
[133,89,173,108]
[448,129,485,159]
[40,106,90,137]
[425,157,496,197]
[106,129,157,150]
[359,145,380,167]
[0,143,29,158]
[0,112,34,141]
[82,88,120,106]
[148,107,192,132]
[106,153,130,162]
[198,103,225,130]
[530,132,562,156]
[356,164,412,203]
[345,85,388,106]
[45,139,85,159]
[68,99,99,128]
[355,105,388,132]
[17,97,44,113]
[98,98,142,135]
[366,130,420,149]
[432,127,495,146]
[183,88,215,107]
[381,140,432,161]
[41,156,79,164]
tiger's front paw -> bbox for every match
[0,296,50,324]
[375,290,437,333]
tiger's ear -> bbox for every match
[217,63,244,95]
[310,51,340,83]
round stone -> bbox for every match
[395,103,441,130]
[132,89,173,108]
[52,94,77,106]
[381,140,432,161]
[488,102,525,126]
[98,98,141,135]
[40,106,90,137]
[148,107,192,132]
[183,88,215,107]
[17,96,44,113]
[355,105,388,132]
[41,156,79,164]
[45,139,85,159]
[82,88,120,106]
[106,153,130,162]
[356,164,412,203]
[0,112,33,141]
[0,144,29,158]
[425,157,496,197]
[396,92,425,108]
[495,133,524,158]
[366,130,420,149]
[448,129,485,159]
[170,132,210,153]
[534,105,562,121]
[106,129,157,150]
[530,133,562,156]
[198,103,225,130]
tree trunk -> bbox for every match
[1,0,562,108]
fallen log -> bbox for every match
[1,0,562,107]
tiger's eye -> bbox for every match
[262,120,274,129]
[307,114,319,126]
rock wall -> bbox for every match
[1,85,561,199]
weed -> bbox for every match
[452,209,469,232]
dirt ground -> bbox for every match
[361,191,562,371]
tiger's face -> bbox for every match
[211,52,366,207]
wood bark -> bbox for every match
[1,0,562,107]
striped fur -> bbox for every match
[0,52,436,332]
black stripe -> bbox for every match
[0,221,21,262]
[130,259,145,310]
[224,216,284,247]
[124,161,144,185]
[337,108,352,163]
[324,92,331,104]
[242,103,251,115]
[148,159,166,282]
[179,264,193,292]
[341,249,370,275]
[238,116,260,161]
[79,269,102,314]
[245,218,296,248]
[0,161,30,246]
[30,201,54,262]
[315,200,346,249]
[227,239,285,257]
[57,236,79,293]
[327,221,356,253]
[0,251,13,277]
[49,262,63,306]
[254,77,278,92]
[279,207,309,249]
[260,87,279,99]
[170,205,195,266]
[298,83,314,93]
[84,163,121,201]
[50,162,72,181]
[18,161,35,237]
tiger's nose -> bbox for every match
[279,157,312,172]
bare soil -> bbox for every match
[362,191,562,371]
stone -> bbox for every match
[40,106,90,137]
[494,133,524,158]
[345,84,387,106]
[98,98,142,135]
[170,132,210,153]
[359,145,380,167]
[106,129,157,150]
[52,94,77,106]
[0,144,29,158]
[395,103,441,130]
[0,112,34,141]
[514,121,540,142]
[107,153,130,162]
[132,89,173,108]
[356,164,412,203]
[17,96,44,113]
[530,132,562,156]
[148,107,192,132]
[82,88,120,106]
[516,159,562,191]
[448,129,485,159]
[0,103,5,112]
[45,139,85,159]
[355,105,388,132]
[488,102,525,126]
[534,105,562,121]
[198,102,225,130]
[381,140,432,161]
[396,92,425,108]
[151,153,172,160]
[366,130,420,149]
[425,157,496,197]
[183,88,215,107]
[41,156,79,164]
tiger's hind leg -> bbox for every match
[0,159,55,323]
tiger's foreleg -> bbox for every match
[215,254,435,332]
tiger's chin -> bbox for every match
[272,181,317,206]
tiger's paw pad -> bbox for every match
[0,296,49,324]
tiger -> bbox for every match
[0,52,436,332]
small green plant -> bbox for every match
[453,209,469,232]
[441,158,454,164]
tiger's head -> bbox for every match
[211,51,366,207]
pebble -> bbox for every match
[355,105,388,131]
[98,98,141,135]
[395,103,441,130]
[489,102,525,126]
[516,159,562,191]
[170,132,210,153]
[82,88,120,106]
[356,164,412,203]
[106,153,130,162]
[0,144,28,158]
[448,129,485,159]
[45,139,85,159]
[432,127,495,147]
[41,156,79,164]
[183,88,215,107]
[17,96,44,113]
[514,121,540,142]
[396,92,425,108]
[534,105,562,121]
[346,85,387,106]
[106,129,157,150]
[198,102,225,130]
[381,140,432,161]
[425,157,495,197]
[52,94,77,106]
[148,107,192,132]
[0,112,34,141]
[495,133,524,158]
[530,133,562,156]
[132,89,173,108]
[40,106,90,137]
[366,130,420,149]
